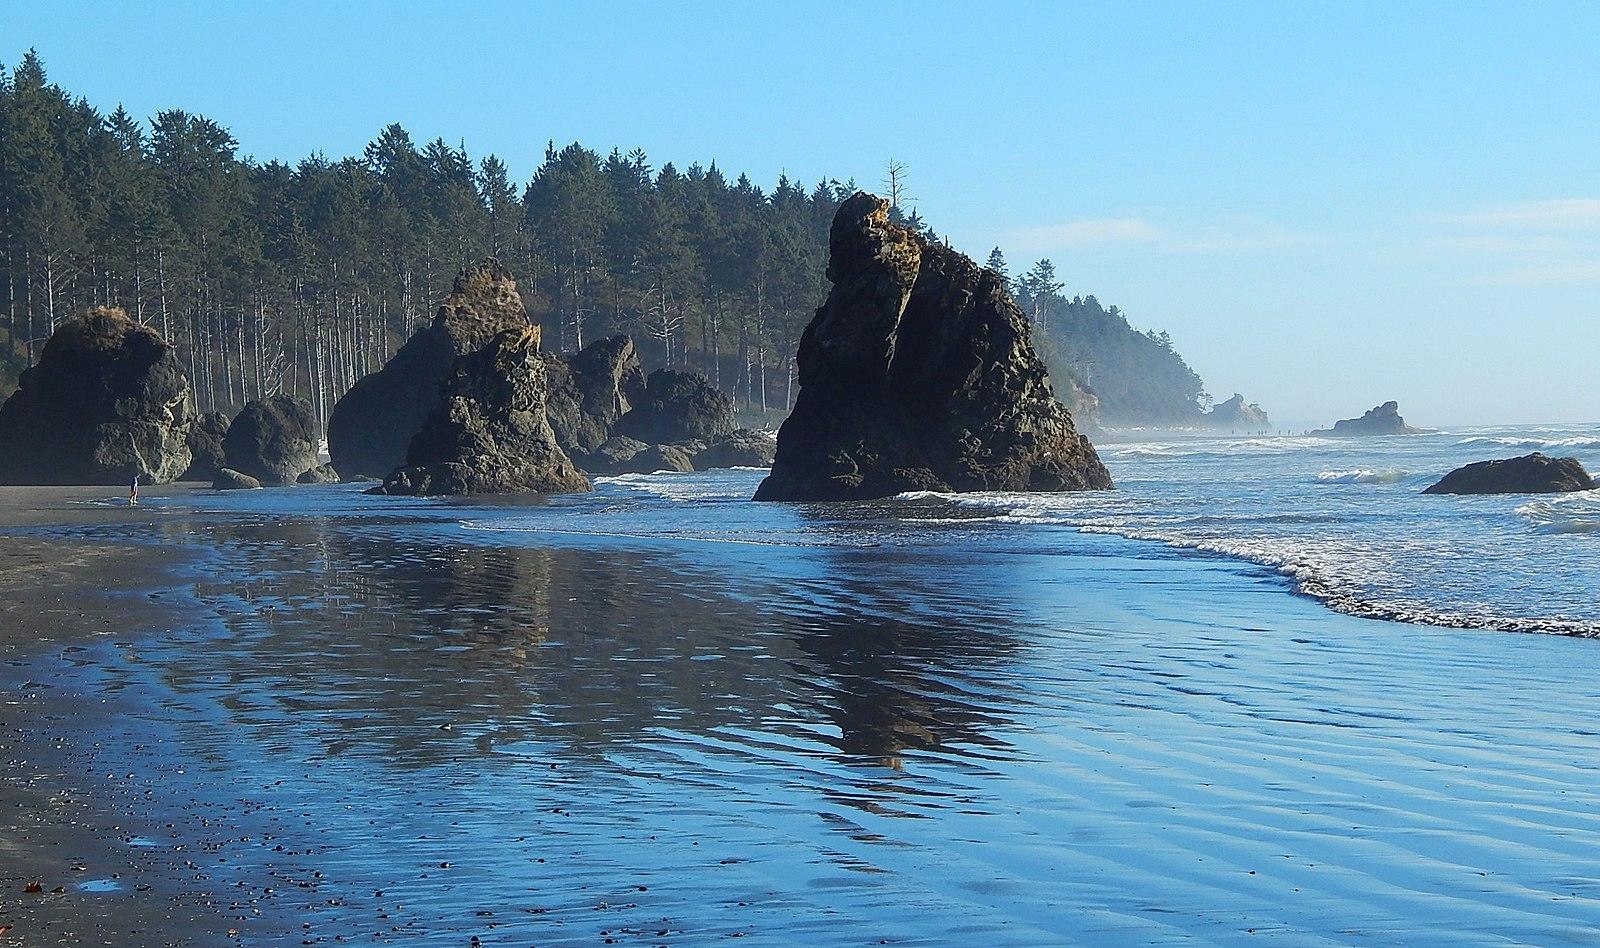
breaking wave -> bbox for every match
[1315,469,1412,485]
[1457,436,1600,450]
[1516,491,1600,535]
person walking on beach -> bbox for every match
[129,472,140,506]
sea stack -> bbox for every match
[1207,394,1271,432]
[328,259,532,477]
[1313,400,1423,436]
[541,334,647,459]
[376,326,591,496]
[0,306,196,485]
[223,394,320,487]
[754,192,1111,501]
[1424,453,1595,495]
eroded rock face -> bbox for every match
[376,327,591,496]
[754,193,1111,501]
[1424,453,1595,495]
[693,429,776,470]
[1314,401,1422,437]
[1207,394,1271,432]
[328,260,531,477]
[223,394,319,487]
[182,411,230,481]
[543,334,646,457]
[614,369,734,445]
[0,307,195,484]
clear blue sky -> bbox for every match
[8,1,1597,427]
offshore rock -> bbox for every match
[542,334,646,457]
[213,468,262,490]
[1424,453,1595,495]
[182,410,231,481]
[614,369,734,445]
[376,327,591,496]
[693,429,776,470]
[0,307,195,485]
[296,463,341,485]
[223,394,320,487]
[1206,394,1271,432]
[755,192,1111,501]
[1313,400,1423,437]
[328,259,531,477]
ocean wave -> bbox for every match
[1456,435,1600,450]
[1315,469,1412,485]
[1515,491,1600,535]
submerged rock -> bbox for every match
[376,326,591,496]
[1313,400,1423,437]
[754,192,1111,501]
[614,369,734,445]
[543,335,646,457]
[213,468,262,490]
[693,429,776,470]
[328,259,532,477]
[0,306,195,484]
[223,394,320,487]
[1206,394,1271,432]
[182,410,231,481]
[1424,453,1595,495]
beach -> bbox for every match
[2,469,1599,945]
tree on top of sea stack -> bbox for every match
[754,192,1112,502]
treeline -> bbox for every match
[0,50,1209,427]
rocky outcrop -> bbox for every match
[608,443,696,476]
[614,369,734,445]
[0,307,195,484]
[1206,394,1271,432]
[693,429,776,470]
[213,468,261,490]
[223,394,319,487]
[542,335,646,457]
[328,260,531,477]
[182,411,230,481]
[296,463,341,485]
[754,193,1111,501]
[375,327,591,496]
[1313,401,1423,437]
[1424,453,1595,495]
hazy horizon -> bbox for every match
[11,0,1596,428]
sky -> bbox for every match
[7,1,1597,428]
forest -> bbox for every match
[0,50,1210,429]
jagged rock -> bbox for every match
[0,307,195,485]
[694,429,776,470]
[328,260,532,477]
[1313,401,1423,437]
[213,468,261,490]
[296,463,341,485]
[614,369,734,445]
[543,335,646,457]
[1207,394,1271,432]
[754,193,1112,501]
[1424,453,1595,495]
[223,394,319,487]
[182,410,230,481]
[376,327,591,496]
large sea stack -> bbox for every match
[1313,401,1423,436]
[223,394,320,486]
[1424,453,1595,495]
[0,306,195,484]
[614,368,735,445]
[376,326,591,496]
[1206,394,1271,432]
[541,334,646,458]
[328,260,531,477]
[754,192,1111,501]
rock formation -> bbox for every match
[1206,394,1271,432]
[693,429,776,470]
[1313,401,1424,437]
[223,394,320,487]
[1424,453,1595,495]
[213,468,262,490]
[542,334,646,458]
[375,327,591,496]
[754,192,1111,501]
[328,260,531,477]
[296,463,341,485]
[0,307,195,485]
[182,410,230,481]
[614,369,734,445]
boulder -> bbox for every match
[0,306,195,484]
[328,259,531,477]
[375,326,591,496]
[1313,400,1423,437]
[223,394,319,487]
[693,429,776,470]
[581,435,650,474]
[542,334,646,456]
[1424,453,1595,495]
[1206,394,1271,432]
[614,368,734,445]
[754,192,1112,501]
[296,463,341,485]
[608,443,696,476]
[182,411,231,481]
[213,468,262,491]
